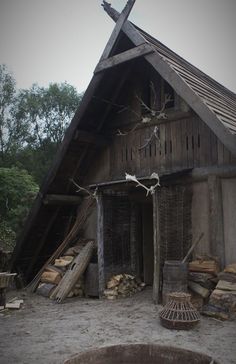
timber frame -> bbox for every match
[12,1,236,304]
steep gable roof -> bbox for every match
[102,1,236,155]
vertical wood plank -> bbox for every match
[208,175,225,268]
[97,193,105,297]
[152,190,161,304]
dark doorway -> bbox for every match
[101,190,154,287]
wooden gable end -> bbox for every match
[82,63,236,186]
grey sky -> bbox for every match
[0,0,236,93]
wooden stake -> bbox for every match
[152,190,161,304]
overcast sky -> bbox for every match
[0,0,236,93]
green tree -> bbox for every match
[14,82,82,147]
[12,82,82,182]
[0,167,38,250]
[0,65,17,159]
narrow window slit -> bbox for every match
[149,144,152,157]
[192,136,194,150]
[170,140,172,154]
[165,141,167,155]
[186,136,189,150]
[198,134,201,148]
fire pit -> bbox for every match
[64,344,218,364]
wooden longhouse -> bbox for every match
[12,1,236,302]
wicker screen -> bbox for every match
[103,193,134,280]
[157,184,192,284]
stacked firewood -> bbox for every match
[202,263,236,320]
[188,259,219,300]
[104,274,145,300]
[37,239,91,300]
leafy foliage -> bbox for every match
[0,167,39,250]
[0,65,83,249]
[14,82,81,147]
[0,64,17,158]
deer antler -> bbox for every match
[70,179,98,200]
[125,172,160,196]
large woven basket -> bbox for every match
[0,273,16,288]
[159,292,200,330]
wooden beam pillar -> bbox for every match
[152,190,161,304]
[208,175,225,268]
[97,192,105,297]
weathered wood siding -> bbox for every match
[85,114,236,185]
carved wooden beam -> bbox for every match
[100,0,136,60]
[43,194,82,205]
[95,43,154,74]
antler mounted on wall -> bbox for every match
[125,172,160,196]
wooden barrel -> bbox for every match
[162,260,188,305]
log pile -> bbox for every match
[187,258,219,310]
[104,274,145,300]
[202,263,236,320]
[36,239,94,301]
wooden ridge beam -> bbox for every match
[94,43,154,74]
[43,194,82,205]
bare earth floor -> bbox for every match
[0,288,235,364]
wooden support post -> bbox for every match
[97,193,105,297]
[152,191,161,304]
[208,175,225,268]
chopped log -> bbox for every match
[51,240,95,303]
[37,283,56,297]
[216,280,236,292]
[104,274,145,299]
[45,264,65,275]
[188,260,219,275]
[107,278,120,289]
[201,304,229,321]
[188,272,216,290]
[64,242,87,257]
[209,289,236,312]
[5,300,23,309]
[54,256,74,267]
[217,272,236,283]
[188,281,210,298]
[224,263,236,274]
[41,271,61,285]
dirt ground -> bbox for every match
[0,287,235,364]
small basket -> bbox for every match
[0,273,17,289]
[159,292,200,330]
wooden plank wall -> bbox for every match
[86,115,236,185]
